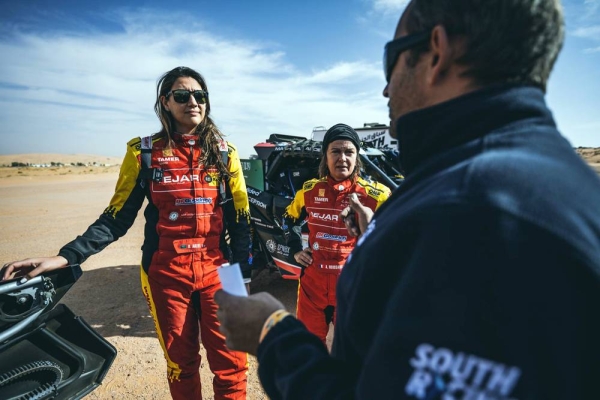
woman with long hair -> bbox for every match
[2,66,251,399]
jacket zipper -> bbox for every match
[190,144,199,237]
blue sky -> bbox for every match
[0,0,598,158]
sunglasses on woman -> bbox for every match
[166,89,209,104]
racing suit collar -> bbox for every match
[394,84,555,176]
[173,131,200,146]
[326,176,354,192]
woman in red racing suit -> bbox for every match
[283,124,391,345]
[1,66,251,400]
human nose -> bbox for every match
[383,83,389,98]
[188,93,198,106]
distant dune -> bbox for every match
[3,149,600,163]
[0,154,123,180]
[0,149,598,173]
[0,153,123,166]
[575,147,600,164]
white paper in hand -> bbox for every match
[217,263,248,297]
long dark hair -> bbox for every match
[153,66,230,178]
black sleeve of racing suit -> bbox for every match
[58,186,146,265]
[282,188,307,257]
[283,211,306,257]
[58,143,146,265]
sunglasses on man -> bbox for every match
[383,31,430,83]
[166,89,209,104]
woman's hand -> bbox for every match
[1,256,69,282]
[293,249,313,267]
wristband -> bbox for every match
[259,309,291,343]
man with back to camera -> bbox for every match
[214,0,600,399]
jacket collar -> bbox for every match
[173,132,200,147]
[327,176,355,192]
[396,84,555,175]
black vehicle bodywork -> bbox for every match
[243,134,403,280]
[0,265,116,400]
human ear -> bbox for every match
[160,96,170,112]
[427,24,453,85]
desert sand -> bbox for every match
[574,147,600,174]
[0,149,598,399]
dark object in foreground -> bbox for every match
[0,265,116,400]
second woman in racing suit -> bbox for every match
[1,66,251,400]
[283,124,391,344]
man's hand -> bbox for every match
[215,290,285,356]
[1,256,68,282]
[293,249,313,267]
[340,193,374,237]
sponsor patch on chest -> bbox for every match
[175,197,213,205]
[157,156,180,163]
[310,212,338,222]
[315,232,347,242]
[163,174,200,184]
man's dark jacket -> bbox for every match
[257,85,600,399]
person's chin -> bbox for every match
[388,120,397,139]
[332,171,350,181]
[186,117,203,127]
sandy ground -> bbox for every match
[1,148,598,399]
[575,147,600,174]
[0,168,306,399]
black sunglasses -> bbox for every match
[383,31,430,82]
[166,89,209,104]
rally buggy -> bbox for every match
[242,128,403,280]
[0,265,116,399]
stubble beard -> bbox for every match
[388,62,421,139]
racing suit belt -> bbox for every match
[317,264,344,272]
[159,237,221,254]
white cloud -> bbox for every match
[571,23,600,54]
[572,25,600,40]
[562,1,600,57]
[370,0,411,16]
[355,0,408,39]
[0,10,389,158]
[303,61,382,85]
[584,0,600,18]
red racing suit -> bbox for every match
[283,176,390,343]
[58,133,251,400]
